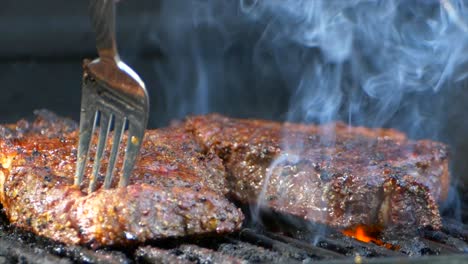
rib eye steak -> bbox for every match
[0,111,449,247]
[186,114,449,229]
[0,110,243,248]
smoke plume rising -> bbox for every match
[143,0,468,221]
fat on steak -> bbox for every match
[186,114,449,229]
[0,110,243,248]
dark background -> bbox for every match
[0,0,292,125]
[0,0,467,214]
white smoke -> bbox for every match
[145,0,468,224]
[237,0,468,223]
[240,0,468,132]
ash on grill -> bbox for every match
[0,205,466,264]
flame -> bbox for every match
[342,225,399,250]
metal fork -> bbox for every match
[74,0,149,193]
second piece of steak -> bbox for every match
[0,111,243,248]
[186,114,449,229]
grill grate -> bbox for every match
[0,202,467,264]
[0,215,467,264]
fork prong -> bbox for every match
[103,115,126,189]
[88,111,111,193]
[119,121,145,187]
[74,108,98,187]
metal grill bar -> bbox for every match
[238,228,345,260]
[50,246,131,264]
[259,230,350,259]
[0,210,467,263]
[442,219,468,241]
[0,236,71,264]
[318,254,468,264]
[423,229,468,253]
[420,238,464,255]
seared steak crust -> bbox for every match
[0,111,243,248]
[0,110,449,247]
[186,114,448,229]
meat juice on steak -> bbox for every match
[0,110,243,248]
[186,114,448,230]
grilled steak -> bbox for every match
[186,114,449,229]
[0,110,449,248]
[0,110,243,248]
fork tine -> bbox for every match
[119,121,145,187]
[88,111,111,193]
[103,115,126,189]
[74,108,98,187]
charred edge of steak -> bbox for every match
[380,177,442,228]
[0,109,78,139]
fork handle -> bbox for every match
[89,0,119,62]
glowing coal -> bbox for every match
[342,225,400,250]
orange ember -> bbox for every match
[342,225,400,250]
